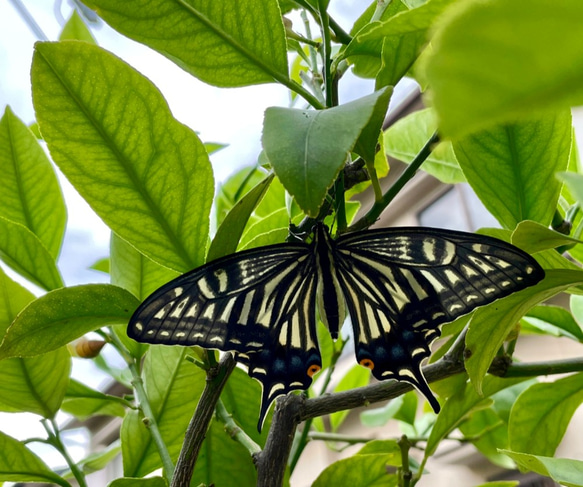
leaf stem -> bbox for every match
[398,435,412,487]
[108,331,175,483]
[42,419,85,487]
[317,0,333,108]
[216,399,262,455]
[351,131,440,231]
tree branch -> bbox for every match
[171,353,237,487]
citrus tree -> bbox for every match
[1,1,583,486]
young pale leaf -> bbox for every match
[384,108,463,183]
[83,0,288,87]
[122,346,206,477]
[330,364,370,431]
[345,0,460,87]
[263,88,391,216]
[466,270,583,394]
[499,450,583,487]
[0,215,63,291]
[453,111,571,229]
[32,41,213,273]
[424,0,583,138]
[508,373,583,456]
[59,10,96,43]
[0,284,139,359]
[558,171,583,204]
[0,107,66,259]
[207,174,275,262]
[0,348,70,417]
[0,431,70,486]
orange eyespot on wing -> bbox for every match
[307,364,321,377]
[360,358,375,370]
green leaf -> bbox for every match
[191,420,258,487]
[66,440,121,476]
[90,257,109,273]
[121,346,206,477]
[0,215,63,291]
[500,450,583,487]
[345,0,409,78]
[83,0,288,87]
[0,431,69,486]
[110,233,179,301]
[512,220,581,254]
[523,303,583,342]
[220,367,270,446]
[465,270,583,394]
[0,348,70,417]
[0,266,35,337]
[345,0,460,87]
[312,452,398,487]
[215,167,266,227]
[207,174,275,262]
[425,375,526,458]
[0,106,66,259]
[0,284,139,359]
[359,396,404,427]
[558,171,583,205]
[424,0,583,138]
[59,10,97,43]
[384,108,464,184]
[453,111,571,229]
[263,88,391,216]
[508,373,583,456]
[32,41,214,273]
[109,477,167,487]
[61,379,127,420]
[330,364,370,431]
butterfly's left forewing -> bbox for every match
[128,243,322,429]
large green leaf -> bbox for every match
[0,348,70,417]
[383,108,463,184]
[424,0,583,138]
[0,107,66,259]
[121,346,206,477]
[109,478,167,487]
[523,303,583,342]
[508,373,583,456]
[465,270,583,393]
[0,431,69,486]
[82,0,288,87]
[511,221,581,254]
[500,451,583,487]
[32,41,213,273]
[0,216,63,291]
[263,88,391,216]
[59,10,96,43]
[453,111,571,229]
[0,266,35,338]
[0,284,139,359]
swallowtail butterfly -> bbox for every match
[128,224,544,429]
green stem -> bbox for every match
[351,131,440,231]
[502,357,583,377]
[308,432,371,444]
[398,435,412,487]
[372,0,392,21]
[216,399,262,455]
[317,0,333,108]
[108,331,175,482]
[293,0,352,44]
[42,419,85,487]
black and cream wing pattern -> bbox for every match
[128,224,544,428]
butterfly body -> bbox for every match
[128,224,544,429]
